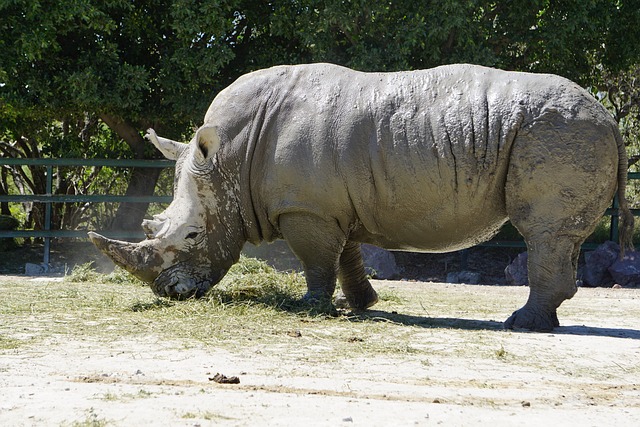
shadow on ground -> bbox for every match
[346,309,640,339]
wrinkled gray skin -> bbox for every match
[89,63,634,331]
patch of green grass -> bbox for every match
[65,262,145,286]
[495,345,508,359]
[210,255,307,308]
[136,389,153,398]
[97,392,119,401]
[64,262,102,282]
[182,411,236,421]
[131,298,175,312]
[65,408,111,427]
[1,257,331,348]
[375,287,404,304]
[0,335,21,350]
[96,389,154,402]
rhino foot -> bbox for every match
[504,304,560,332]
[334,292,379,311]
[301,292,338,315]
[333,291,379,310]
[335,276,380,311]
[333,291,350,309]
[335,287,379,311]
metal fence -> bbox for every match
[0,158,175,268]
[0,158,638,268]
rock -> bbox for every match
[502,242,640,288]
[25,263,48,275]
[583,241,619,286]
[446,271,481,284]
[209,373,240,384]
[608,251,640,287]
[361,244,400,279]
[505,252,528,286]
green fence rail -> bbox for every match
[0,158,639,270]
[0,158,175,270]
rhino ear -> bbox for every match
[146,128,187,160]
[194,125,221,162]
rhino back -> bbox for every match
[206,63,604,251]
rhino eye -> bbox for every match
[186,231,199,240]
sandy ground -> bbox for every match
[1,279,639,426]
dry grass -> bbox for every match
[3,256,638,372]
[0,256,512,360]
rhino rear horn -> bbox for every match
[145,128,187,160]
[88,232,162,283]
[141,219,163,239]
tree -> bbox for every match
[0,106,139,233]
[2,0,639,232]
[0,0,241,230]
[263,0,640,80]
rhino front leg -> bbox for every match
[336,241,379,310]
[279,213,345,304]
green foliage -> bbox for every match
[598,64,640,147]
[0,0,239,127]
[0,114,139,230]
[4,1,638,123]
[1,0,640,229]
[0,0,242,230]
[264,1,640,80]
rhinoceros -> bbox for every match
[89,63,634,332]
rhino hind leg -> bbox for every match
[279,213,345,304]
[504,238,580,331]
[335,241,379,310]
[504,118,618,331]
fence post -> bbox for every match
[43,165,52,271]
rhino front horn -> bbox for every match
[88,232,162,283]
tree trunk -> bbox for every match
[0,169,11,216]
[112,167,162,231]
[100,113,161,233]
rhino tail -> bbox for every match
[614,126,635,257]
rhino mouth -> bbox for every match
[151,263,227,299]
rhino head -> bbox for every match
[89,126,244,299]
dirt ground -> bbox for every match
[1,276,639,426]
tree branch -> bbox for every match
[99,113,146,158]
